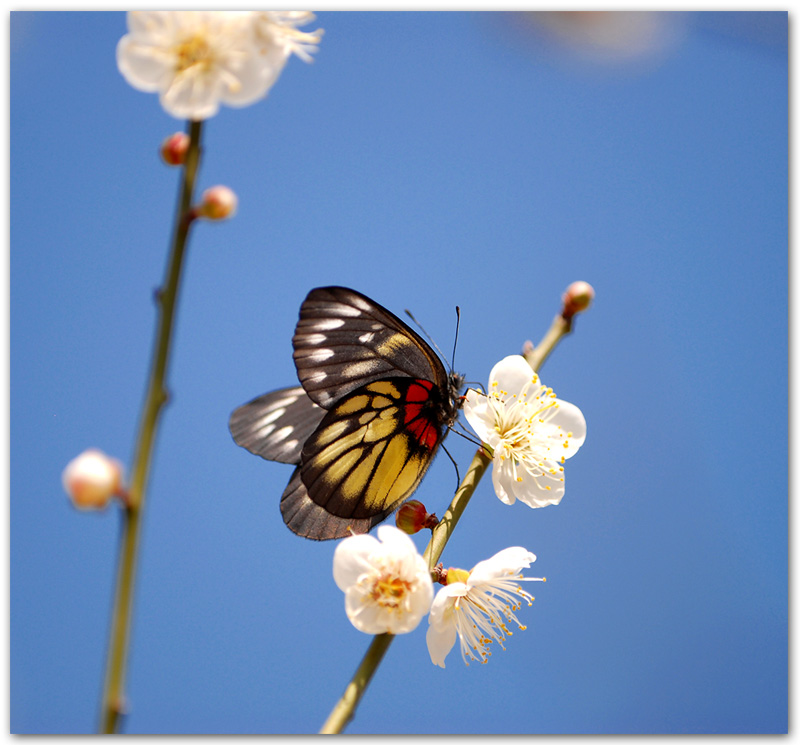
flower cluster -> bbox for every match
[117,11,323,120]
[333,527,544,668]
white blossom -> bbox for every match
[116,11,321,120]
[426,547,543,667]
[333,525,433,635]
[464,355,586,508]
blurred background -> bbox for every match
[11,10,787,734]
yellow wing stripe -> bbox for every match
[366,380,401,398]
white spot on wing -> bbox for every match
[331,304,362,317]
[312,318,345,331]
[307,370,327,383]
[271,426,294,443]
[359,332,375,343]
[303,333,327,345]
[346,360,379,377]
[350,295,373,312]
[256,408,286,428]
[305,348,335,363]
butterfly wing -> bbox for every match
[280,377,449,539]
[292,286,450,409]
[280,467,385,540]
[228,386,324,465]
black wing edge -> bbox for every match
[280,467,395,541]
[228,386,325,465]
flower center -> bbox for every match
[174,33,213,74]
[369,573,412,609]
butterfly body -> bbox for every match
[230,286,464,540]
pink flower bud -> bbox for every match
[197,185,238,221]
[160,132,190,166]
[395,499,438,534]
[562,280,595,319]
[62,449,124,510]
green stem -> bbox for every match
[319,633,394,735]
[523,313,572,373]
[423,448,492,569]
[99,119,204,734]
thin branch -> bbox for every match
[99,119,203,734]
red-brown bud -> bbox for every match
[562,280,595,319]
[197,185,238,221]
[160,132,190,166]
[395,500,438,534]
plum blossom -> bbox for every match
[426,547,544,667]
[116,11,322,120]
[464,355,586,508]
[333,525,433,635]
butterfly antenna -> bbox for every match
[451,306,461,372]
[404,307,449,363]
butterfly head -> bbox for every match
[445,370,467,425]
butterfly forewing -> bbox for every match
[293,286,448,409]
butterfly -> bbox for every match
[229,286,465,540]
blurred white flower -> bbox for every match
[116,11,321,120]
[333,525,433,635]
[427,547,543,667]
[251,11,324,63]
[62,448,124,510]
[464,355,586,508]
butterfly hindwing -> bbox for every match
[280,467,389,540]
[293,286,449,409]
[228,386,324,465]
[300,377,445,518]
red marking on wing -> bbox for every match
[403,380,440,450]
[406,379,433,402]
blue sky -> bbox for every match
[11,11,787,734]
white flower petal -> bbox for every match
[491,460,517,505]
[468,547,536,586]
[116,37,174,92]
[489,355,538,400]
[426,618,457,668]
[549,399,587,458]
[332,533,379,591]
[511,464,565,508]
